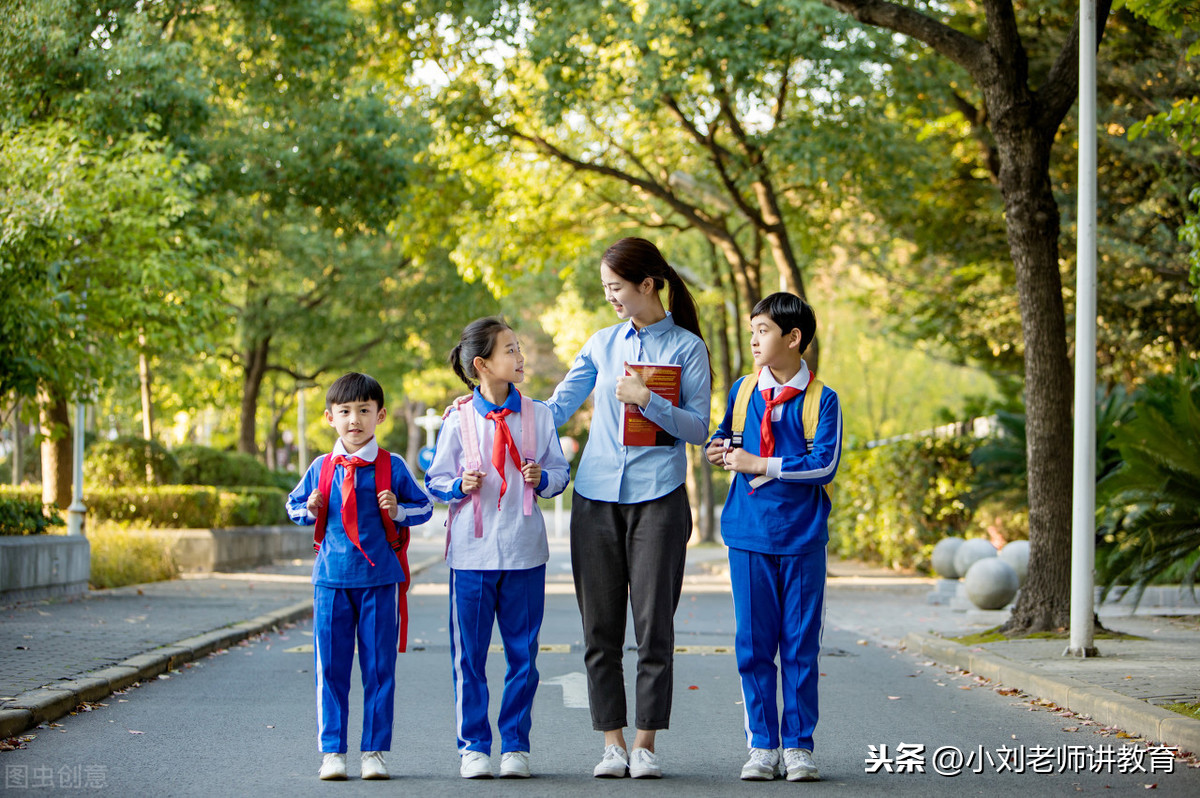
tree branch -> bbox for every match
[818,0,987,75]
[1036,0,1115,132]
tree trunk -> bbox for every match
[38,387,72,510]
[991,109,1076,635]
[138,332,154,440]
[11,398,22,486]
[239,338,270,455]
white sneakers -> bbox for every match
[500,751,531,778]
[629,747,662,779]
[592,744,630,778]
[318,753,347,781]
[460,750,493,779]
[360,751,389,780]
[783,748,819,781]
[318,752,391,780]
[740,747,782,780]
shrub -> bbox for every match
[0,493,64,535]
[88,523,179,589]
[829,436,975,572]
[86,486,287,528]
[174,444,283,488]
[85,436,180,487]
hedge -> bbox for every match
[829,436,975,572]
[174,444,293,489]
[86,486,288,528]
[0,491,64,536]
[84,436,180,488]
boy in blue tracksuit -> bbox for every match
[286,372,433,781]
[705,293,842,783]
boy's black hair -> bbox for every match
[751,292,817,352]
[325,372,385,410]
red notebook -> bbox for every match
[621,362,683,446]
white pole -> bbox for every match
[1066,0,1099,658]
[66,401,86,536]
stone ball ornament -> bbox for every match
[964,557,1020,610]
[931,537,966,578]
[999,540,1030,586]
[953,538,998,579]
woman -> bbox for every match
[545,237,712,779]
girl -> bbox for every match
[544,237,712,779]
[424,316,571,780]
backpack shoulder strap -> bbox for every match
[374,448,412,654]
[520,391,536,517]
[730,372,759,448]
[449,397,484,540]
[313,454,336,553]
[802,378,825,451]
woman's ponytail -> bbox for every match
[663,265,704,343]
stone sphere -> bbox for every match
[931,537,966,578]
[953,538,998,578]
[999,540,1030,586]
[964,558,1020,610]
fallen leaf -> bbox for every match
[856,639,868,646]
[888,696,902,700]
[1144,784,1157,790]
[1062,726,1080,732]
[688,685,699,690]
[128,730,144,735]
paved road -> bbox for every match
[3,570,1197,796]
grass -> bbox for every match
[87,522,179,589]
[1162,702,1200,721]
[952,625,1146,645]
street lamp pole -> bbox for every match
[67,400,86,536]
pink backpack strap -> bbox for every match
[520,391,536,517]
[449,396,485,541]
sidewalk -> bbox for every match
[2,527,1198,759]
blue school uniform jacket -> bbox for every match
[286,438,433,588]
[710,363,843,555]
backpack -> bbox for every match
[313,449,412,652]
[730,370,824,454]
[446,392,536,554]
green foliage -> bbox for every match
[174,444,286,488]
[0,494,64,535]
[87,524,179,589]
[84,437,181,488]
[1097,359,1200,603]
[829,437,975,572]
[86,486,287,528]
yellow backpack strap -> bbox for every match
[730,373,758,448]
[802,378,824,452]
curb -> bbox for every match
[0,599,314,739]
[903,631,1200,756]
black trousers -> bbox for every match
[569,485,691,731]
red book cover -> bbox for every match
[621,362,683,447]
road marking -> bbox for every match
[542,672,589,708]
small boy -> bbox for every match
[286,372,433,781]
[705,293,842,782]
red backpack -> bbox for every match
[312,449,412,653]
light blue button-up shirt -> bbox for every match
[545,313,711,503]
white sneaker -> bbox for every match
[592,744,629,778]
[500,751,531,778]
[784,748,819,782]
[740,747,781,780]
[360,751,389,780]
[629,747,662,779]
[460,750,493,779]
[318,752,347,780]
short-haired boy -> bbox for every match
[705,293,843,782]
[286,372,433,781]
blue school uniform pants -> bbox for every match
[313,583,399,753]
[449,565,546,754]
[729,546,826,751]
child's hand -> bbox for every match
[615,371,652,408]
[306,490,325,514]
[521,461,542,486]
[705,438,730,466]
[723,447,768,476]
[377,490,397,517]
[460,469,485,493]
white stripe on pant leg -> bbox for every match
[314,597,326,749]
[450,571,468,753]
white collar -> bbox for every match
[756,359,811,392]
[332,437,379,461]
